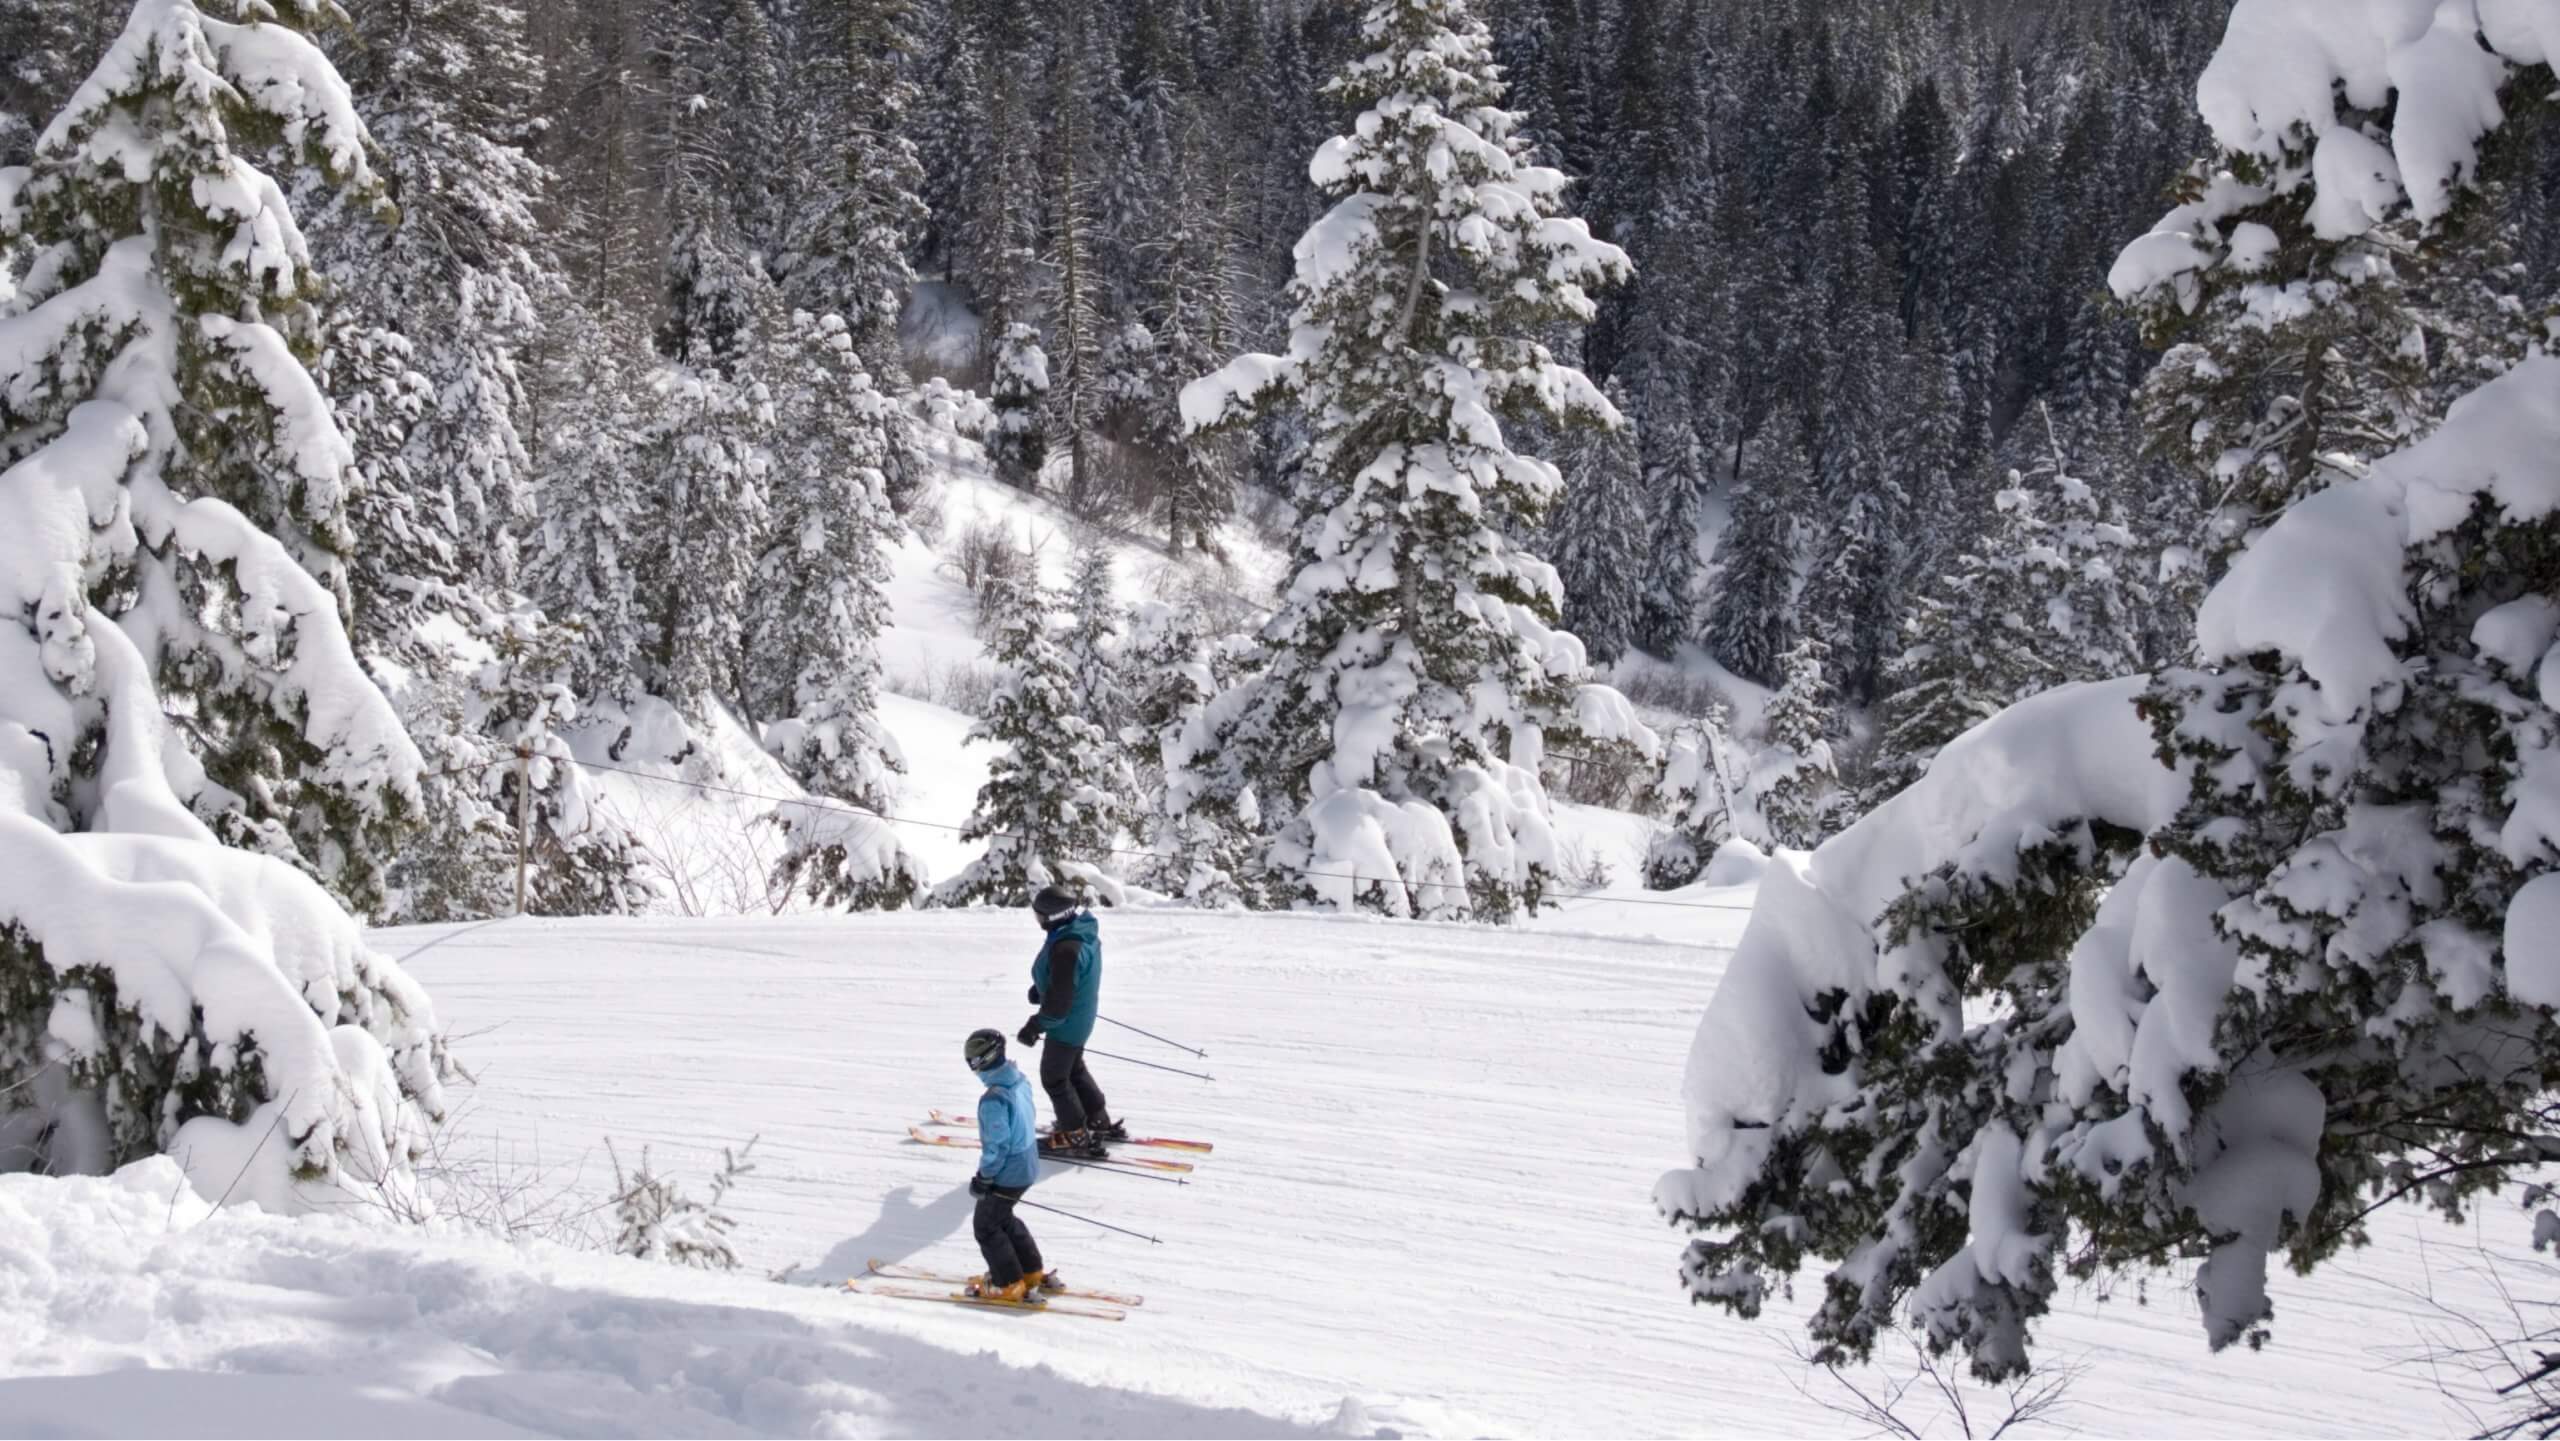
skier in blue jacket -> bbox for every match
[1018,884,1123,1159]
[962,1027,1053,1301]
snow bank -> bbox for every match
[0,1160,1325,1440]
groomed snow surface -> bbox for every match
[1,906,2533,1438]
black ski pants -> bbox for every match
[974,1184,1042,1287]
[1040,1039,1108,1133]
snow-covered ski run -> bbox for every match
[225,906,2524,1438]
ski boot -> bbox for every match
[1039,1128,1109,1160]
[1088,1117,1130,1145]
[966,1273,1040,1303]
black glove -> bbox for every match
[1028,985,1042,1005]
[968,1173,990,1197]
[1017,1017,1043,1048]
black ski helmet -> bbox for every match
[1031,883,1079,926]
[965,1028,1007,1073]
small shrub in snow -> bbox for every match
[1612,666,1729,725]
[951,519,1036,636]
[885,658,1004,718]
[608,1136,758,1271]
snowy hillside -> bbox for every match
[2,906,2525,1438]
[556,425,1703,920]
[556,423,1299,908]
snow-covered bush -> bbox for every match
[0,0,450,1205]
[1644,714,1742,891]
[608,1136,757,1271]
[911,376,996,444]
[769,801,927,913]
[951,518,1037,636]
[1179,0,1637,923]
[1662,7,2560,1379]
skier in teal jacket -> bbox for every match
[1017,884,1123,1157]
[962,1028,1049,1301]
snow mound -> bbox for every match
[0,1160,1333,1440]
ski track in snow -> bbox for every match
[322,906,2528,1439]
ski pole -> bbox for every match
[1042,1152,1187,1185]
[1099,1014,1207,1059]
[1087,1047,1213,1082]
[1016,1196,1163,1244]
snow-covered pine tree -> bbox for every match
[1699,467,1796,687]
[0,0,448,1203]
[0,0,437,916]
[304,0,647,921]
[2115,13,2540,583]
[1058,544,1128,746]
[642,69,776,720]
[1740,637,1842,852]
[1548,378,1647,668]
[1633,411,1707,656]
[777,0,930,516]
[1182,0,1637,923]
[704,0,786,263]
[1126,601,1262,907]
[934,572,1134,906]
[1044,4,1106,515]
[1138,106,1245,555]
[1662,8,2560,1384]
[781,0,927,369]
[528,302,655,709]
[1867,413,2152,803]
[640,356,770,720]
[986,320,1051,486]
[754,311,906,816]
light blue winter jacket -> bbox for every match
[974,1059,1039,1190]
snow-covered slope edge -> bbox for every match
[0,1159,1357,1440]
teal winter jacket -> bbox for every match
[1028,913,1102,1047]
[974,1059,1039,1189]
